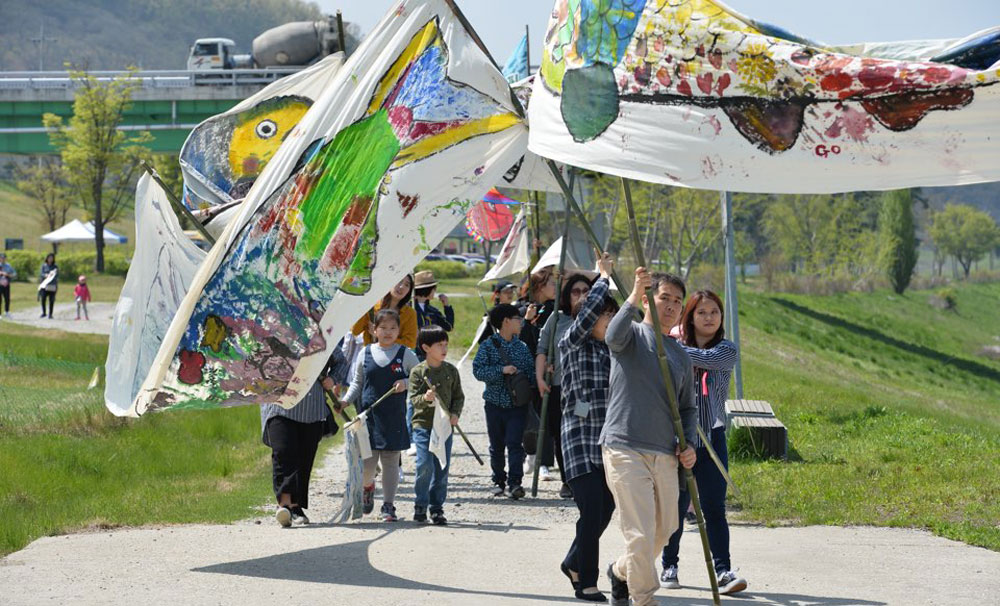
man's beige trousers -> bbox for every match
[603,446,680,606]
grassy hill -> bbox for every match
[0,0,321,71]
[0,179,135,254]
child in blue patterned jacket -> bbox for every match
[472,303,535,499]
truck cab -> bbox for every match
[187,38,237,70]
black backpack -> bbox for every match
[492,335,533,407]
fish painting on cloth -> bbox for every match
[179,53,346,212]
[131,0,527,415]
[529,0,1000,193]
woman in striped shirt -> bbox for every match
[659,290,747,595]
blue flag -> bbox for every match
[502,33,529,83]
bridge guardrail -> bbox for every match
[0,68,302,90]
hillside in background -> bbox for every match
[919,182,1000,222]
[0,0,322,71]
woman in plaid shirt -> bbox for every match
[557,252,620,602]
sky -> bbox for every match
[319,0,1000,68]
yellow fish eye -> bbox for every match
[255,119,278,139]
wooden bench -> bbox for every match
[725,399,788,460]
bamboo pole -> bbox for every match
[531,171,574,496]
[621,177,721,606]
[424,377,484,466]
[342,385,399,430]
[544,160,627,302]
[139,160,216,246]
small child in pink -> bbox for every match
[74,275,91,320]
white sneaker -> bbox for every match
[406,444,417,456]
[275,506,292,528]
[539,465,553,481]
[524,454,536,475]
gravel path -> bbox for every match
[1,361,998,605]
[4,302,116,335]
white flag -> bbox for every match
[105,175,206,416]
[331,412,371,523]
[428,393,452,465]
[479,206,530,284]
[458,316,490,368]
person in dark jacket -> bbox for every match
[38,253,57,319]
[472,303,535,499]
[413,270,454,335]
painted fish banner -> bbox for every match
[180,53,346,211]
[528,0,1000,193]
[106,175,206,416]
[132,0,527,415]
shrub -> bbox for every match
[3,250,44,282]
[727,425,769,460]
[0,249,130,281]
[929,287,957,311]
[414,260,471,280]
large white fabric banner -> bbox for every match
[528,0,1000,194]
[130,0,527,415]
[105,175,206,416]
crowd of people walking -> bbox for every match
[259,248,747,604]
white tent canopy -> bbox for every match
[40,219,128,244]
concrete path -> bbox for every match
[4,302,115,335]
[1,363,997,606]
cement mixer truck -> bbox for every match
[187,12,349,80]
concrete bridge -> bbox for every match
[0,69,299,154]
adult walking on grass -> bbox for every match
[558,253,619,602]
[0,252,16,318]
[660,290,746,594]
[261,377,335,528]
[38,253,58,319]
[601,267,697,606]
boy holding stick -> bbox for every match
[409,325,464,525]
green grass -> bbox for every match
[0,321,338,556]
[726,284,1000,550]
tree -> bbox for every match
[929,204,1000,278]
[611,181,720,279]
[763,193,880,279]
[42,69,151,272]
[15,159,72,253]
[878,189,918,294]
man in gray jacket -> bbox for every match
[600,266,697,606]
